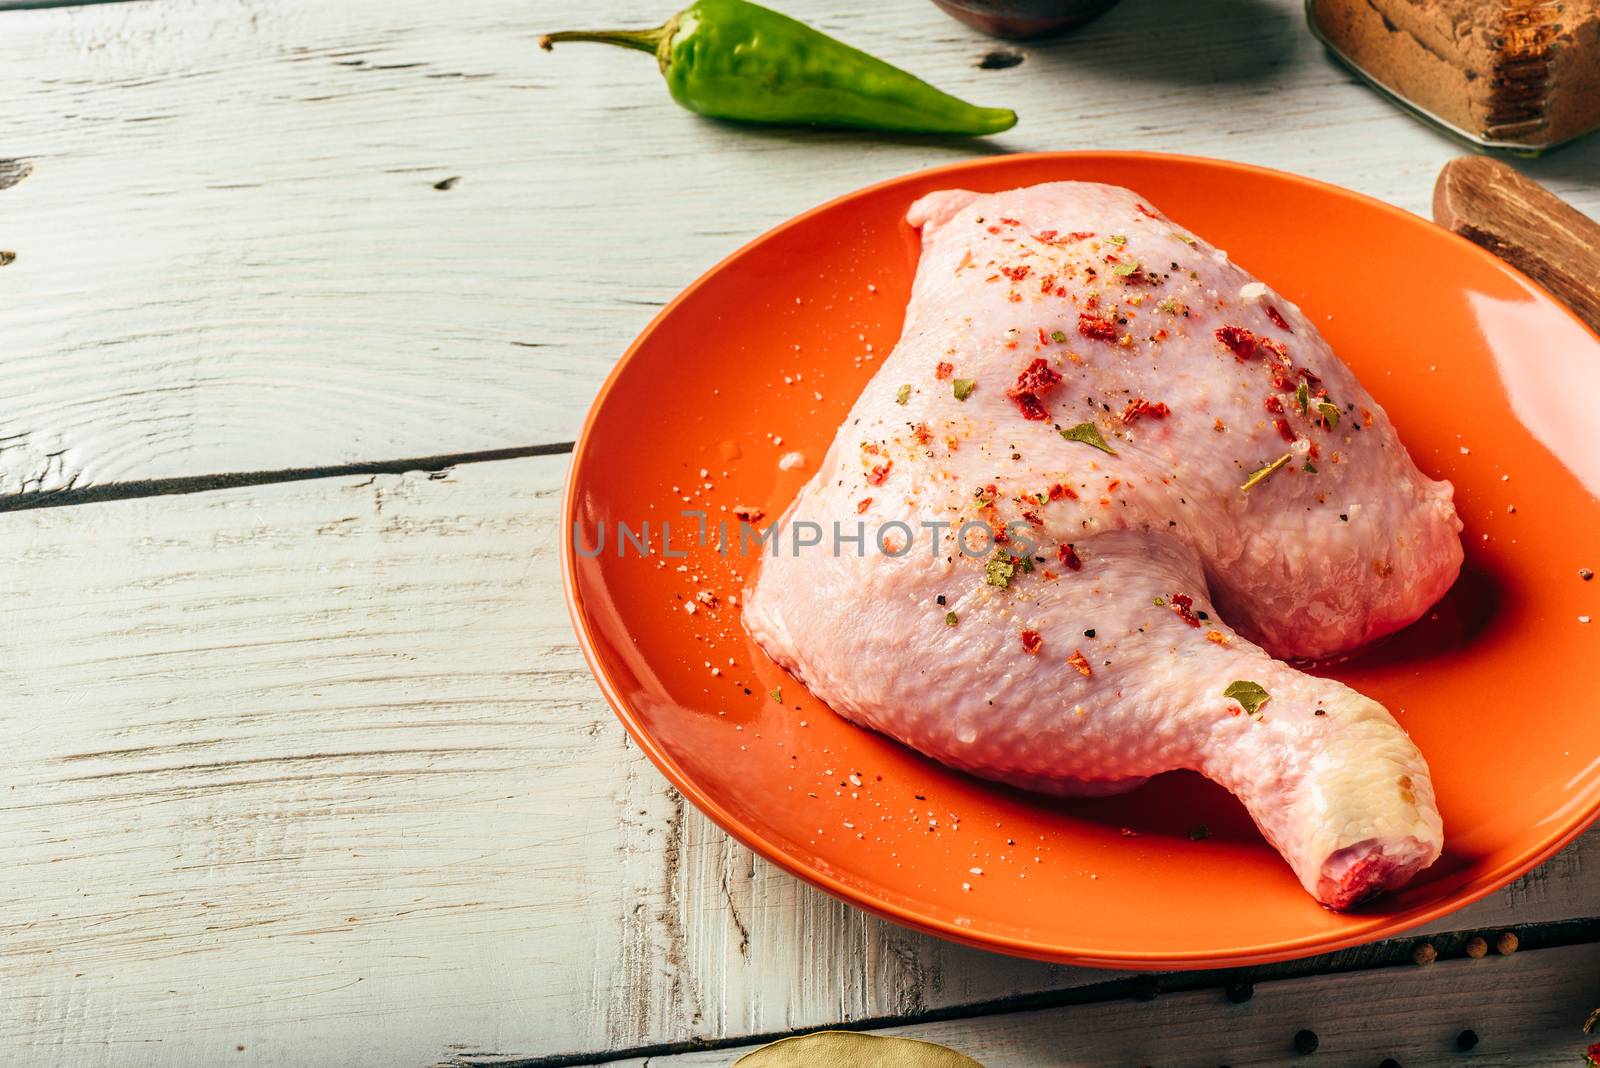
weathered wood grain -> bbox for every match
[0,453,1595,1067]
[1434,156,1600,335]
[606,942,1600,1067]
[2,0,1597,495]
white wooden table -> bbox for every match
[2,1,1597,1064]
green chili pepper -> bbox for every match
[539,0,1017,136]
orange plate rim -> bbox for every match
[560,150,1600,969]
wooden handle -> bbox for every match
[1433,156,1600,336]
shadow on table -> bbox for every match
[1017,0,1303,88]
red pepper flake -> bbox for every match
[1007,291,1022,304]
[999,217,1021,226]
[986,225,1001,234]
[1215,325,1258,360]
[1067,650,1093,677]
[1260,337,1290,363]
[1362,408,1374,427]
[1170,593,1201,628]
[856,497,872,514]
[867,461,893,486]
[1036,327,1050,346]
[1206,629,1229,645]
[1079,313,1118,341]
[1020,629,1044,655]
[1033,229,1058,243]
[1135,202,1160,219]
[913,422,933,446]
[1274,417,1295,442]
[1005,357,1063,421]
[1106,480,1121,493]
[1270,365,1295,392]
[1021,509,1044,527]
[1048,482,1078,501]
[1070,231,1095,241]
[1121,398,1171,425]
[1038,274,1057,293]
[1266,304,1291,331]
[1001,264,1030,281]
[977,483,999,503]
[1263,395,1284,414]
[935,361,954,380]
[1058,543,1082,570]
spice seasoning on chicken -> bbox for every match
[1059,422,1117,455]
[1078,313,1118,341]
[984,554,1016,588]
[1058,543,1083,570]
[1020,629,1044,654]
[1240,452,1293,492]
[866,461,892,485]
[1216,325,1258,359]
[1170,592,1201,627]
[1120,398,1170,425]
[1223,680,1271,717]
[1266,304,1292,332]
[935,360,954,380]
[1006,357,1063,421]
[1067,650,1092,677]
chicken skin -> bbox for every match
[743,182,1462,909]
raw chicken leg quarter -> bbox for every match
[744,182,1463,909]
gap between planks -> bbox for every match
[0,441,575,514]
[586,941,1600,1067]
[522,918,1600,1067]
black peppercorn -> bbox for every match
[1225,980,1253,1003]
[1294,1028,1319,1054]
[1456,1029,1478,1051]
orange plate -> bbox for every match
[562,152,1600,968]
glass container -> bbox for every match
[1306,0,1600,154]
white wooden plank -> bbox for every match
[608,941,1600,1067]
[3,0,1597,494]
[1,453,1597,1066]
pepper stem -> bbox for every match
[537,25,669,54]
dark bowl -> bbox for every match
[930,0,1124,39]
